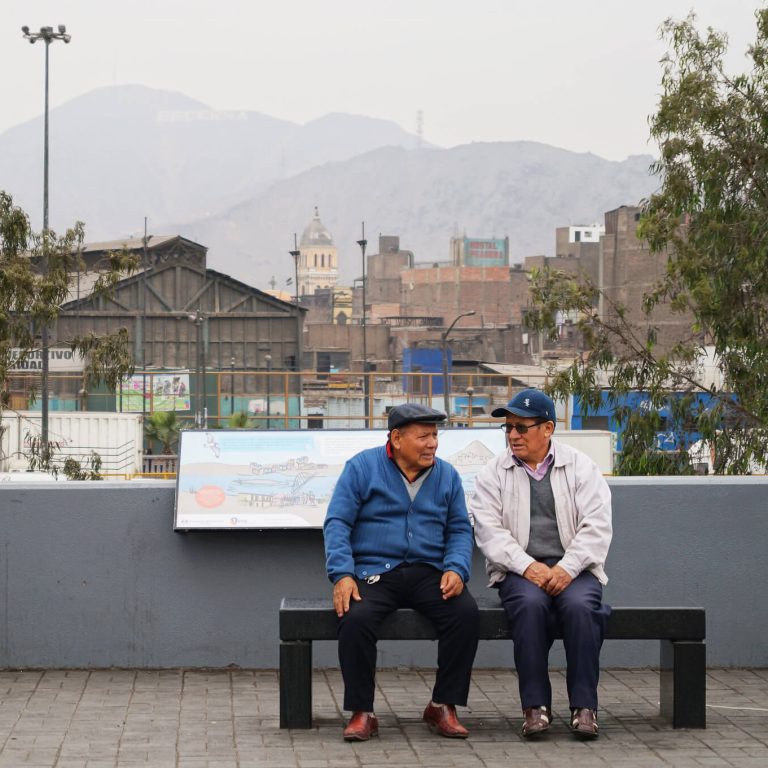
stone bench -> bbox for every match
[279,597,706,729]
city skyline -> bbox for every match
[2,0,759,161]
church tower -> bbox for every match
[298,207,339,296]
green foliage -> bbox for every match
[227,411,252,428]
[0,191,139,399]
[144,411,182,454]
[25,433,61,477]
[62,451,103,481]
[24,432,103,480]
[527,9,768,474]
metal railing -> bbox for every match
[6,369,551,431]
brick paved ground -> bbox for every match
[0,668,766,767]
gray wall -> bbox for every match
[1,477,766,669]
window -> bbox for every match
[317,352,331,379]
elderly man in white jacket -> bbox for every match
[471,389,612,740]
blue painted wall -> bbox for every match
[402,348,448,395]
[571,390,722,451]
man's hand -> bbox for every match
[523,561,552,589]
[440,570,464,600]
[543,565,573,596]
[333,576,361,616]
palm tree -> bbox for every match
[144,411,182,454]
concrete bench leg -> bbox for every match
[660,640,706,728]
[280,640,313,728]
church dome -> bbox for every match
[300,207,334,247]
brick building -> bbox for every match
[400,264,518,327]
[600,205,695,348]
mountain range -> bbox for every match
[0,84,660,287]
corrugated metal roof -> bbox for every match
[64,271,109,304]
[80,235,180,253]
[479,363,549,378]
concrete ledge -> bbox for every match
[1,477,766,668]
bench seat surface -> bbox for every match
[280,597,705,642]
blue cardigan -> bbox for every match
[323,445,473,584]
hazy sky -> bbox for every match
[2,0,761,160]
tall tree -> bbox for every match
[1,191,137,447]
[527,9,768,474]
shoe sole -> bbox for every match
[521,726,550,739]
[423,719,468,739]
[343,729,378,742]
[572,729,599,740]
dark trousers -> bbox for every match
[497,567,610,710]
[337,563,479,712]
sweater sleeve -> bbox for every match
[440,465,474,584]
[323,458,361,583]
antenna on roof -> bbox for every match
[416,110,424,149]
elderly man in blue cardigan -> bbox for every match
[324,403,479,742]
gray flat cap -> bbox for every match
[388,403,447,431]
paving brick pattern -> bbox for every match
[0,668,766,767]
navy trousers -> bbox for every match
[337,563,479,712]
[497,567,610,710]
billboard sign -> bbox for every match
[119,373,191,412]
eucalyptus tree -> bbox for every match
[1,191,137,466]
[527,9,768,474]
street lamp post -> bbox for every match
[229,356,235,417]
[288,233,302,424]
[466,386,474,427]
[188,310,206,428]
[289,233,300,305]
[265,354,272,428]
[22,24,71,447]
[356,223,369,425]
[141,218,152,421]
[441,310,476,423]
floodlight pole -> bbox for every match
[22,24,71,447]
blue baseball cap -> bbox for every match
[491,389,556,425]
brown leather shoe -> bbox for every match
[422,702,469,738]
[521,706,552,738]
[570,707,599,739]
[343,712,379,741]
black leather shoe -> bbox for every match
[522,706,552,737]
[343,711,379,741]
[570,707,599,739]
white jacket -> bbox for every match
[471,440,612,586]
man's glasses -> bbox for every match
[499,420,546,435]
